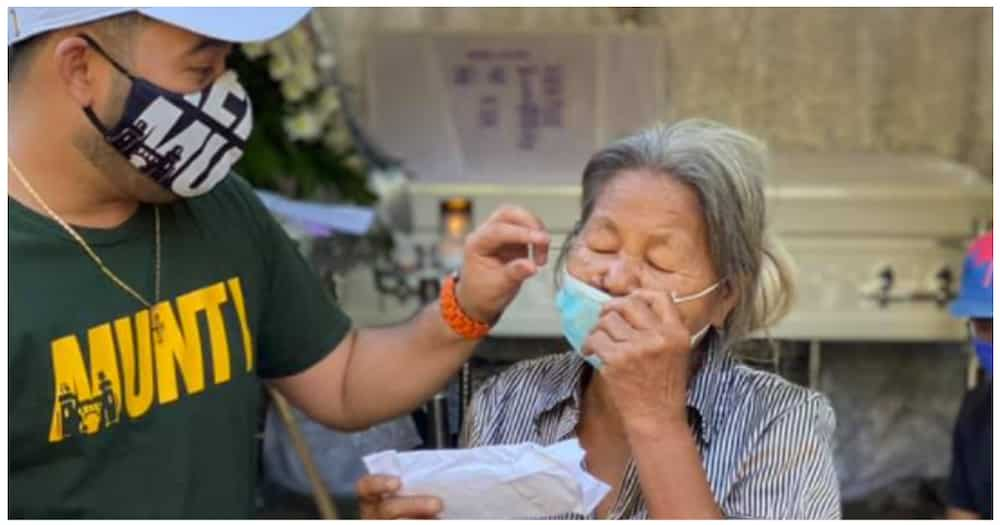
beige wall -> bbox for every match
[319,7,992,179]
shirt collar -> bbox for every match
[532,352,587,418]
[531,333,736,445]
[685,332,737,444]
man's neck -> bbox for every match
[9,127,140,230]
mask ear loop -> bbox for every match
[76,33,132,77]
[672,280,722,304]
[76,33,133,136]
[689,323,712,347]
[674,278,725,349]
[82,106,112,136]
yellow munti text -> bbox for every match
[47,278,254,442]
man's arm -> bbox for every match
[272,300,472,430]
[273,205,550,430]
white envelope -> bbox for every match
[363,438,610,519]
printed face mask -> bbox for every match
[79,34,253,197]
[554,269,720,369]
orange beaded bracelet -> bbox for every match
[440,273,491,340]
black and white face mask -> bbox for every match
[79,34,253,197]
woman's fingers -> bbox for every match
[631,288,685,327]
[601,292,663,330]
[601,289,690,340]
[357,474,400,500]
[584,325,620,361]
[356,474,443,519]
[379,495,444,519]
[595,310,639,342]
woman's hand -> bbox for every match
[584,289,695,430]
[356,474,443,519]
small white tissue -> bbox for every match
[363,439,610,519]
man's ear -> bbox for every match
[710,277,740,328]
[52,34,102,108]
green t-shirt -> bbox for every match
[10,175,352,518]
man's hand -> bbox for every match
[455,205,550,323]
[273,205,548,431]
[357,474,442,519]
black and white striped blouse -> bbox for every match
[459,334,841,519]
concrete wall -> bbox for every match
[319,7,992,179]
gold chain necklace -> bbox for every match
[9,158,165,342]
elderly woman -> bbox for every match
[358,119,840,519]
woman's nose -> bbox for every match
[601,256,642,296]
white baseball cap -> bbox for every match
[8,7,312,46]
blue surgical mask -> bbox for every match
[974,339,992,376]
[554,269,719,369]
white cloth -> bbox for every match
[363,438,610,519]
[255,190,375,236]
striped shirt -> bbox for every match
[459,333,841,519]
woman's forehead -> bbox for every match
[589,170,705,232]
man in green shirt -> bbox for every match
[8,8,550,518]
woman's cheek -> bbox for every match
[566,244,605,281]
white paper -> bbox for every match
[363,439,610,519]
[368,32,666,184]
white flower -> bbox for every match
[316,87,342,118]
[316,52,337,71]
[285,27,316,66]
[284,111,323,142]
[241,42,267,60]
[324,126,353,152]
[288,26,310,51]
[268,52,293,81]
[293,63,320,93]
[344,154,366,172]
[266,38,289,60]
[281,78,306,102]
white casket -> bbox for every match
[336,30,992,343]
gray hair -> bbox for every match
[556,118,797,350]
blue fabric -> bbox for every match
[950,231,992,319]
[974,340,993,376]
[554,270,610,369]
